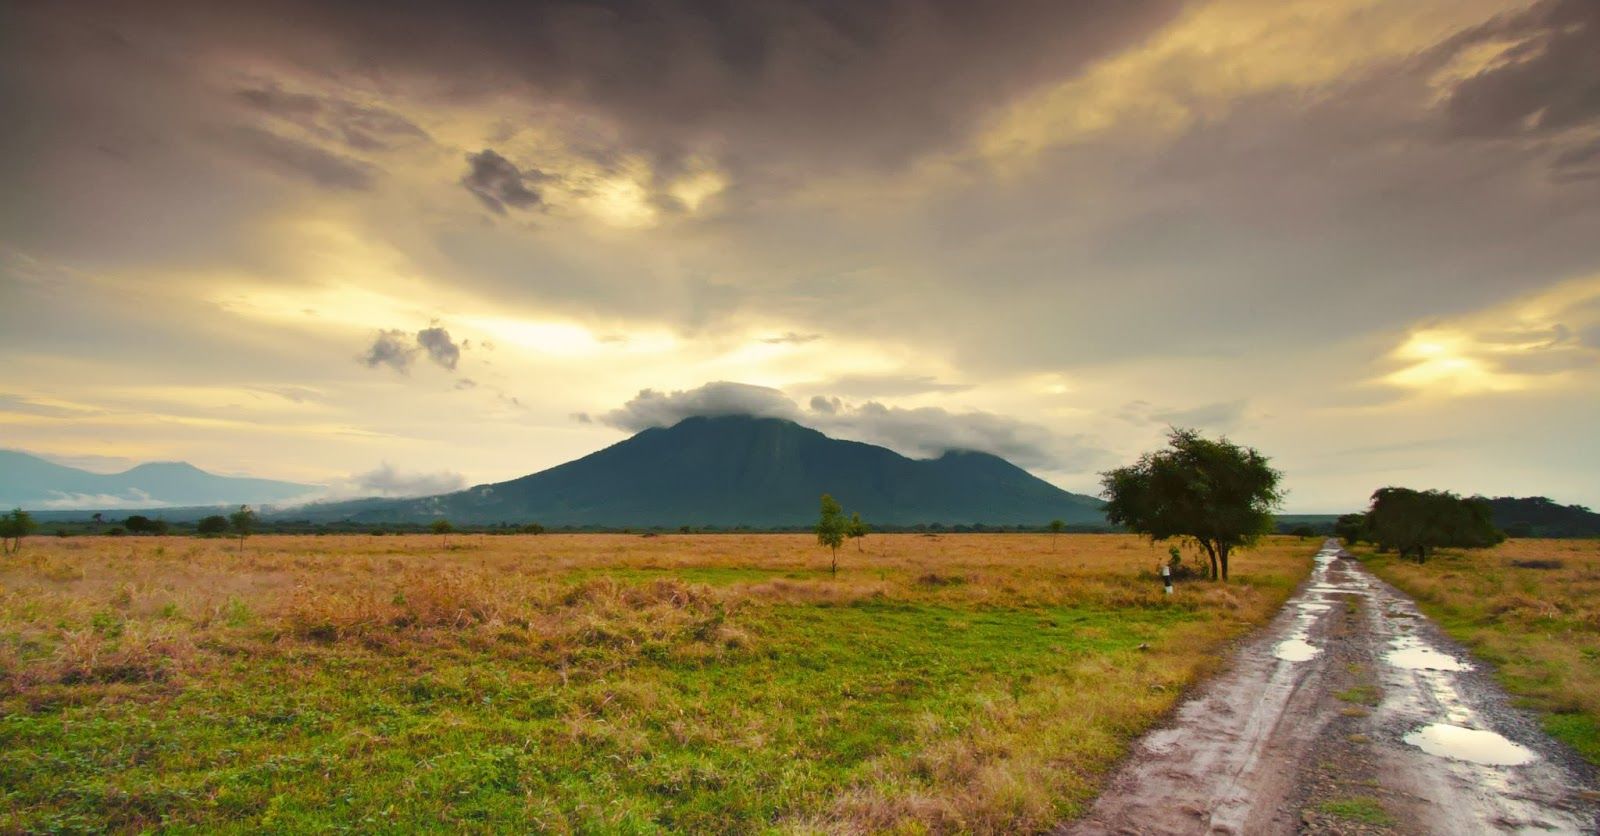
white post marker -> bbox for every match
[1161,563,1173,595]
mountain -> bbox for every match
[289,415,1107,527]
[1483,496,1600,538]
[0,450,318,510]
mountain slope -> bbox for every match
[291,415,1106,527]
[0,450,317,509]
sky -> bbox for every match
[2,0,1598,512]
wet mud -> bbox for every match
[1060,541,1599,835]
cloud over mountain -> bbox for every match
[595,381,1109,473]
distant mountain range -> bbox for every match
[286,415,1108,527]
[1482,496,1600,538]
[0,450,316,510]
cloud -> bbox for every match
[598,382,800,432]
[806,373,974,398]
[1439,0,1600,140]
[360,329,418,372]
[808,395,841,415]
[760,332,821,345]
[1375,275,1600,396]
[416,326,461,370]
[216,125,377,190]
[345,462,466,498]
[595,381,1109,473]
[35,489,162,510]
[234,82,431,152]
[289,463,469,501]
[461,149,544,214]
[1117,399,1249,431]
[360,326,466,373]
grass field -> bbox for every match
[1360,538,1600,765]
[0,533,1312,833]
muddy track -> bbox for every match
[1059,541,1600,835]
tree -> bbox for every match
[1334,513,1368,546]
[1100,428,1283,582]
[124,514,154,535]
[815,494,845,576]
[1048,519,1065,549]
[431,518,454,546]
[1288,524,1315,540]
[520,523,545,535]
[229,505,257,553]
[196,515,229,535]
[845,512,870,552]
[1364,487,1503,562]
[1,508,38,555]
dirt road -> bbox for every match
[1061,541,1599,835]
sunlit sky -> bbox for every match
[3,0,1598,511]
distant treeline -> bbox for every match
[37,517,1122,537]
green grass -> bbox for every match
[1318,796,1392,825]
[0,532,1313,832]
[0,602,1190,833]
[1335,684,1381,706]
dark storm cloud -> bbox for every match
[416,326,462,370]
[360,329,418,372]
[218,125,377,190]
[461,149,545,214]
[596,381,1109,472]
[1439,0,1600,140]
[49,0,1183,174]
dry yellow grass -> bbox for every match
[1361,538,1600,764]
[0,533,1313,833]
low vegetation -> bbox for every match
[1359,538,1600,764]
[0,533,1311,832]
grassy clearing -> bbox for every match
[1318,796,1392,825]
[1359,538,1600,764]
[0,533,1310,833]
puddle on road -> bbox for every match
[1404,723,1536,766]
[1386,636,1469,671]
[1272,543,1345,663]
[1273,638,1321,662]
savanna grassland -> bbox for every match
[1,533,1312,833]
[1360,538,1600,765]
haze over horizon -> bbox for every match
[4,0,1598,513]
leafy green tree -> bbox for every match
[1288,524,1315,540]
[1048,519,1065,549]
[845,512,870,552]
[196,515,229,535]
[1364,487,1503,562]
[520,522,546,535]
[815,494,845,576]
[229,505,257,553]
[124,514,154,535]
[1,508,38,555]
[1334,513,1368,546]
[431,518,454,546]
[1101,428,1283,582]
